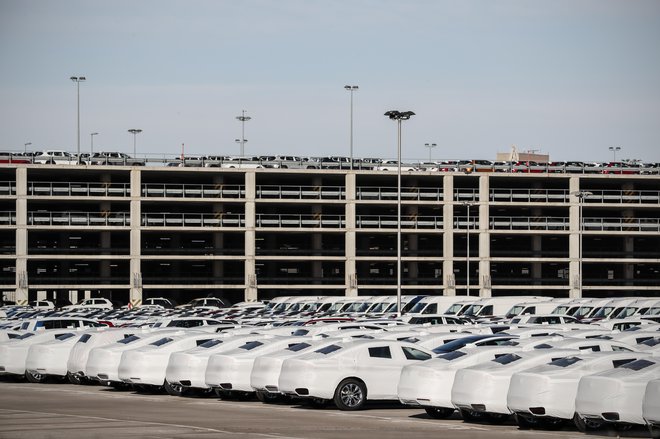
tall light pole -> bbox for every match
[344,85,358,169]
[90,132,98,156]
[571,190,593,297]
[24,142,31,154]
[236,110,251,157]
[384,110,415,317]
[70,76,86,162]
[461,201,477,296]
[608,146,621,162]
[128,129,142,157]
[424,143,437,162]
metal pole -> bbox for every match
[344,85,358,170]
[397,118,402,317]
[90,133,98,157]
[76,80,80,160]
[236,110,251,157]
[466,203,470,297]
[24,142,31,154]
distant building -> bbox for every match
[496,145,549,163]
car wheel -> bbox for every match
[255,390,280,403]
[333,378,367,411]
[425,407,454,419]
[460,408,485,422]
[164,380,186,396]
[539,417,565,430]
[67,372,82,385]
[25,370,47,383]
[486,412,510,424]
[573,413,602,432]
[514,413,537,429]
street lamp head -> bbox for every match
[344,85,358,91]
[128,129,142,135]
[70,76,86,82]
[384,110,415,120]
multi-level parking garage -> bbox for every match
[0,163,659,306]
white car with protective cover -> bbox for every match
[575,357,660,430]
[67,327,137,383]
[0,330,78,377]
[278,339,433,410]
[24,332,82,382]
[507,351,647,429]
[643,378,660,433]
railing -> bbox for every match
[28,247,130,255]
[27,212,130,226]
[255,277,345,285]
[141,276,245,285]
[142,213,245,227]
[356,215,442,229]
[256,214,345,228]
[256,185,345,200]
[0,181,16,196]
[142,247,245,255]
[28,181,130,197]
[0,211,16,225]
[28,277,128,285]
[357,186,443,201]
[142,183,245,198]
[454,189,479,202]
[453,216,479,230]
[489,216,570,231]
[584,190,660,204]
[490,188,571,203]
[583,217,660,232]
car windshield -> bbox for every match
[493,353,522,365]
[592,306,614,319]
[199,339,223,348]
[621,359,656,371]
[286,342,311,352]
[549,356,583,368]
[437,350,467,361]
[77,334,92,343]
[641,337,660,347]
[17,332,35,340]
[239,341,264,350]
[432,335,493,353]
[150,337,174,347]
[462,304,482,317]
[56,333,76,341]
[118,335,140,344]
[445,303,463,315]
[315,344,341,355]
[573,306,594,318]
[506,305,525,318]
[408,302,428,314]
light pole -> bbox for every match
[236,110,251,157]
[384,110,415,317]
[424,143,437,162]
[70,76,86,162]
[24,142,31,154]
[571,190,593,297]
[90,132,98,157]
[461,201,477,296]
[344,85,358,169]
[608,146,621,162]
[128,129,142,157]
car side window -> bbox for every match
[368,346,392,359]
[402,347,432,361]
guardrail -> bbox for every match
[27,212,130,226]
[256,185,345,199]
[583,190,660,204]
[256,214,345,228]
[490,188,571,203]
[583,217,660,232]
[142,213,245,227]
[142,184,245,198]
[28,182,131,197]
[488,217,570,230]
[0,211,16,225]
[356,215,443,229]
[0,181,16,196]
[357,186,443,201]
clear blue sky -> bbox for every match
[1,0,659,162]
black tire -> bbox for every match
[25,370,47,383]
[539,417,565,430]
[109,381,131,391]
[425,407,454,419]
[256,390,280,403]
[613,423,634,432]
[67,372,82,385]
[460,408,484,422]
[333,378,367,411]
[573,413,602,432]
[514,413,537,429]
[164,380,186,397]
[486,412,510,424]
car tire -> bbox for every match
[486,412,510,424]
[164,380,186,396]
[333,378,367,411]
[573,413,602,432]
[425,407,454,419]
[25,370,47,383]
[460,408,485,422]
[67,372,82,385]
[514,413,537,429]
[255,390,280,403]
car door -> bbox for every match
[356,344,402,399]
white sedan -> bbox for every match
[507,351,646,429]
[279,339,433,410]
[25,332,81,382]
[643,378,660,432]
[451,349,579,422]
[0,331,77,378]
[67,328,137,384]
[118,331,215,394]
[575,357,660,430]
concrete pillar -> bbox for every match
[244,171,257,301]
[129,168,142,306]
[532,235,542,280]
[407,204,419,281]
[15,167,28,305]
[478,175,491,297]
[212,175,225,278]
[345,173,357,297]
[569,177,580,298]
[442,175,455,296]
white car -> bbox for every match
[451,349,579,422]
[166,333,269,394]
[86,330,176,387]
[205,335,311,396]
[643,378,660,431]
[507,351,647,429]
[62,298,114,311]
[0,331,77,378]
[33,150,78,165]
[25,332,82,382]
[118,331,214,394]
[398,345,523,418]
[575,357,660,430]
[29,300,56,311]
[279,339,433,410]
[67,327,136,384]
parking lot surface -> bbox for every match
[1,381,651,439]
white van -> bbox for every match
[403,296,474,320]
[505,301,565,319]
[461,296,551,319]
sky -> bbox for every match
[1,0,659,162]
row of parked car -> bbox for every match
[2,150,658,174]
[1,295,659,435]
